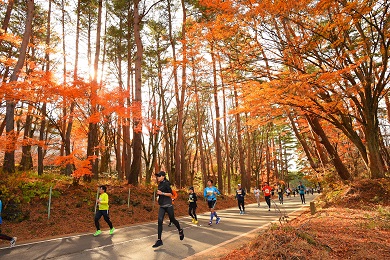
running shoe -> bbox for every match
[10,237,17,248]
[194,220,198,225]
[208,221,212,226]
[239,211,242,214]
[93,230,102,237]
[152,239,163,248]
[179,229,184,240]
[216,217,221,224]
[191,218,195,223]
[109,227,115,235]
[168,222,173,227]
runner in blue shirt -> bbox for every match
[297,181,306,204]
[203,180,221,226]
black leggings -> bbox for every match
[265,196,271,208]
[158,206,181,239]
[238,199,245,211]
[300,193,306,204]
[189,205,197,220]
[95,210,113,230]
[0,231,12,241]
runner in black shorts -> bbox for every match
[203,180,221,225]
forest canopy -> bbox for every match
[0,0,389,193]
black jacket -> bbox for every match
[157,179,173,207]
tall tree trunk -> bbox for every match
[128,0,142,185]
[306,115,351,180]
[219,57,231,194]
[179,0,187,188]
[19,105,33,171]
[265,127,271,183]
[233,85,246,189]
[210,45,223,193]
[192,57,207,188]
[0,0,14,46]
[87,0,103,179]
[38,0,51,175]
[3,0,34,173]
[245,115,251,192]
[167,0,179,185]
[60,0,67,157]
[287,112,319,170]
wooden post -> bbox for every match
[48,186,52,219]
[310,201,316,215]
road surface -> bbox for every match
[0,193,318,260]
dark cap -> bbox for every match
[189,186,194,190]
[155,171,166,177]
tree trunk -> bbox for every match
[306,115,351,180]
[210,45,223,193]
[167,0,179,186]
[19,105,33,171]
[87,0,102,179]
[128,0,142,185]
[3,0,34,173]
[233,85,246,189]
[0,0,14,46]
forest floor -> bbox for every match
[1,175,390,260]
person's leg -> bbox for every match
[241,200,245,212]
[101,210,113,229]
[302,194,306,204]
[300,193,304,203]
[167,206,180,230]
[157,207,166,240]
[266,196,271,210]
[193,207,198,221]
[166,206,184,240]
[238,200,242,212]
[256,196,260,207]
[94,210,103,230]
[188,207,194,219]
[0,233,13,241]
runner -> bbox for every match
[167,188,178,227]
[188,186,198,224]
[297,181,306,204]
[254,186,261,207]
[235,184,246,214]
[277,184,284,204]
[93,185,115,236]
[262,182,272,211]
[152,171,184,248]
[203,180,221,226]
[0,192,17,248]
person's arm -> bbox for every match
[193,193,198,202]
[204,188,207,198]
[215,187,221,195]
[157,182,172,197]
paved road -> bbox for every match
[0,194,318,260]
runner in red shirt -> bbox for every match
[262,182,272,211]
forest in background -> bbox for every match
[0,0,389,195]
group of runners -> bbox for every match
[0,170,309,249]
[92,173,312,248]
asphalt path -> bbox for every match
[0,193,318,260]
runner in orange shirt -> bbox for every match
[262,182,272,211]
